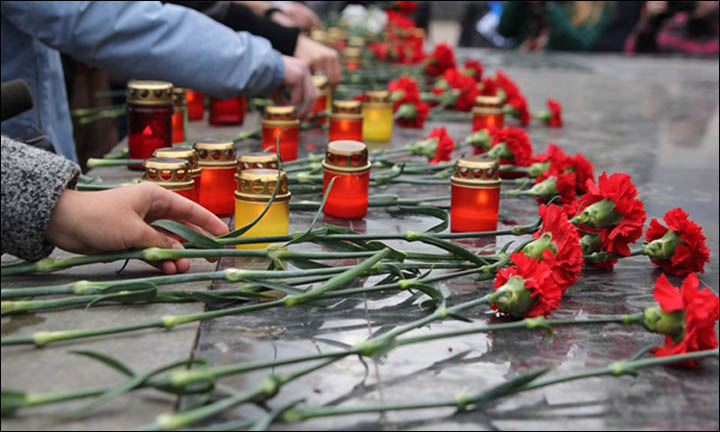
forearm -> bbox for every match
[235,1,271,15]
[0,136,80,261]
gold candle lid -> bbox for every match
[342,47,362,60]
[152,147,200,176]
[141,158,194,191]
[322,140,370,173]
[451,157,502,188]
[262,105,300,127]
[236,152,280,175]
[363,90,391,109]
[472,95,504,115]
[172,87,187,107]
[310,29,327,44]
[126,80,173,105]
[330,100,362,120]
[312,75,329,91]
[235,168,292,202]
[348,36,365,48]
[193,138,236,168]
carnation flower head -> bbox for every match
[424,43,456,77]
[395,101,429,128]
[441,68,480,111]
[643,208,710,276]
[427,127,454,163]
[538,99,563,127]
[492,252,564,318]
[488,126,533,166]
[462,59,484,80]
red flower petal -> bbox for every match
[490,127,533,166]
[653,274,684,312]
[644,208,710,276]
[493,252,565,317]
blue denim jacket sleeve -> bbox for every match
[0,1,284,96]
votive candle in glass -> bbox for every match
[234,168,291,249]
[209,94,247,126]
[322,140,371,219]
[186,90,204,120]
[329,100,363,142]
[153,147,201,202]
[472,95,505,134]
[342,47,363,72]
[450,157,502,232]
[194,138,237,217]
[171,87,187,144]
[261,106,299,161]
[126,80,173,170]
[236,152,279,177]
[141,157,195,200]
[362,90,393,143]
[309,75,330,124]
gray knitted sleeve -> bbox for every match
[1,135,80,261]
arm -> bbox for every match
[0,1,283,96]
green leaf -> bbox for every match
[447,312,473,323]
[69,350,136,377]
[221,168,283,238]
[285,258,332,270]
[150,220,219,249]
[86,285,157,309]
[393,206,449,233]
[284,176,337,247]
[469,366,552,406]
[1,390,28,415]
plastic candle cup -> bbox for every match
[342,47,363,71]
[329,100,363,142]
[450,157,502,232]
[194,138,237,217]
[126,80,173,170]
[310,75,330,124]
[322,140,371,219]
[152,147,201,202]
[209,94,247,126]
[171,87,187,144]
[234,169,291,249]
[141,158,195,200]
[261,106,300,161]
[362,90,393,143]
[472,95,505,134]
[236,152,280,177]
[186,90,204,120]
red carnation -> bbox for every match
[574,172,646,258]
[424,43,456,77]
[368,42,388,61]
[488,126,533,166]
[537,99,563,127]
[441,68,480,111]
[479,77,498,96]
[495,69,520,97]
[492,252,564,318]
[389,76,421,110]
[534,168,577,206]
[644,208,710,276]
[462,59,484,80]
[506,93,531,125]
[386,10,415,30]
[650,273,719,367]
[395,100,429,128]
[568,153,594,193]
[393,1,417,15]
[427,127,454,163]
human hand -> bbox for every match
[273,55,317,117]
[646,1,668,16]
[46,183,229,274]
[278,2,320,30]
[294,35,341,85]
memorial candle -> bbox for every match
[472,95,505,134]
[362,90,393,143]
[186,90,204,120]
[450,157,501,232]
[234,169,291,249]
[309,75,330,124]
[236,152,279,176]
[342,47,363,72]
[141,158,195,200]
[329,100,363,142]
[322,140,371,219]
[126,80,173,170]
[261,106,299,161]
[209,94,247,126]
[152,147,201,202]
[194,138,236,217]
[171,87,187,144]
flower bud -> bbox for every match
[493,276,536,318]
[642,229,682,260]
[486,141,513,160]
[642,306,685,342]
[522,232,557,259]
[527,161,550,178]
[571,199,622,228]
[396,103,418,120]
[579,233,601,255]
[464,130,491,151]
[406,138,438,158]
[390,90,406,102]
[527,176,557,198]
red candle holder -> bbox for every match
[194,138,237,217]
[472,95,505,133]
[186,90,204,120]
[261,106,299,161]
[141,157,195,200]
[322,140,371,219]
[329,100,363,142]
[310,75,330,124]
[342,47,362,71]
[450,157,502,232]
[172,87,187,144]
[126,80,173,170]
[152,147,201,202]
[209,94,247,126]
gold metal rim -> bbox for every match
[199,162,236,168]
[330,113,362,121]
[472,107,504,115]
[237,152,279,164]
[234,192,292,202]
[456,156,499,170]
[262,119,300,127]
[327,140,366,156]
[193,140,235,151]
[322,162,371,174]
[265,106,296,115]
[475,95,503,106]
[451,178,502,188]
[143,157,189,170]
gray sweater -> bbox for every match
[1,135,80,261]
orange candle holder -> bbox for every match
[153,147,201,202]
[235,169,291,249]
[186,90,204,120]
[126,80,173,170]
[171,87,187,144]
[310,75,330,124]
[194,138,237,217]
[342,47,363,71]
[141,157,195,200]
[472,95,505,133]
[450,157,502,232]
[261,106,299,161]
[322,140,371,219]
[209,94,247,126]
[329,100,363,142]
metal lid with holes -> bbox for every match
[472,95,504,115]
[172,87,187,107]
[262,106,299,127]
[451,156,502,188]
[312,75,329,93]
[141,158,194,191]
[330,100,362,120]
[342,47,362,60]
[235,169,291,202]
[193,138,236,168]
[348,36,365,48]
[236,152,280,175]
[152,147,200,176]
[126,80,173,106]
[322,140,370,174]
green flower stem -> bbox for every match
[290,195,449,211]
[86,158,144,168]
[582,248,646,263]
[102,147,129,159]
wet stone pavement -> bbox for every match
[1,50,719,430]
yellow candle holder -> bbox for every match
[362,90,393,143]
[234,168,291,249]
